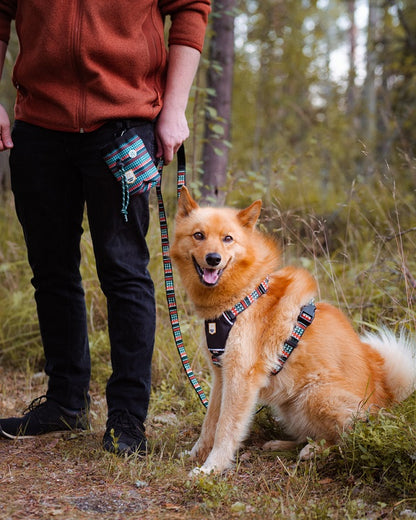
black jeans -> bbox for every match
[10,119,156,423]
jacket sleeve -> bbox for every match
[159,0,211,53]
[0,0,16,44]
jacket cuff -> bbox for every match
[168,9,210,53]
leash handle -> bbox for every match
[176,144,186,198]
[156,146,209,409]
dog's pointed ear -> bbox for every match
[237,200,262,229]
[177,186,199,217]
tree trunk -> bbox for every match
[362,0,379,162]
[200,0,236,204]
[346,0,357,113]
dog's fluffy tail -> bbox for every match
[361,327,416,402]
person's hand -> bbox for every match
[0,104,13,151]
[155,44,201,164]
[155,103,189,165]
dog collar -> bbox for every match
[205,277,270,366]
[270,300,316,375]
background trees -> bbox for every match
[194,0,416,205]
[0,1,415,203]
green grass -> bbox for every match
[333,393,416,496]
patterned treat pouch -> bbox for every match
[102,128,160,221]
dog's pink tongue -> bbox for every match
[203,269,219,285]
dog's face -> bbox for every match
[171,187,262,290]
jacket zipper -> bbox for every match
[71,0,86,132]
[149,4,165,106]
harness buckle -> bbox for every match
[297,301,316,326]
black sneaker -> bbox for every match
[103,410,147,456]
[0,396,90,439]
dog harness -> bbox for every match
[270,300,316,375]
[205,278,316,374]
[205,277,270,366]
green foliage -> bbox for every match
[185,475,239,511]
[319,394,416,496]
[227,0,416,208]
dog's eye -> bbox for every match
[193,232,205,241]
[223,235,233,243]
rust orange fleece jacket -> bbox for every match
[0,0,210,132]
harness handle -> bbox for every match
[155,146,209,409]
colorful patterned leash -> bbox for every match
[155,146,209,409]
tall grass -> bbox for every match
[1,165,415,387]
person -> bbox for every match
[0,0,210,455]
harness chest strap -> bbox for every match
[270,300,316,375]
[205,277,270,366]
[205,282,316,374]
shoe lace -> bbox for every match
[23,395,61,415]
[23,395,48,414]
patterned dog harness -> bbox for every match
[205,278,316,374]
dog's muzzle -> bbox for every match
[192,255,224,286]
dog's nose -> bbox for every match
[205,252,221,267]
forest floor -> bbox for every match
[1,367,415,520]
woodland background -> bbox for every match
[1,1,416,519]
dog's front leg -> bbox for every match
[193,361,267,475]
[189,367,223,463]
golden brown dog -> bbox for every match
[170,187,416,474]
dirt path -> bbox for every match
[0,369,190,520]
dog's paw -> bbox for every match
[298,440,331,460]
[188,465,215,477]
[188,445,199,460]
[298,443,315,460]
[262,440,299,452]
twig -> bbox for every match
[383,227,416,242]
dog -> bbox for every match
[170,186,416,475]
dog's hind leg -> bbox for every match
[192,362,268,475]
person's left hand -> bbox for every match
[155,104,189,164]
